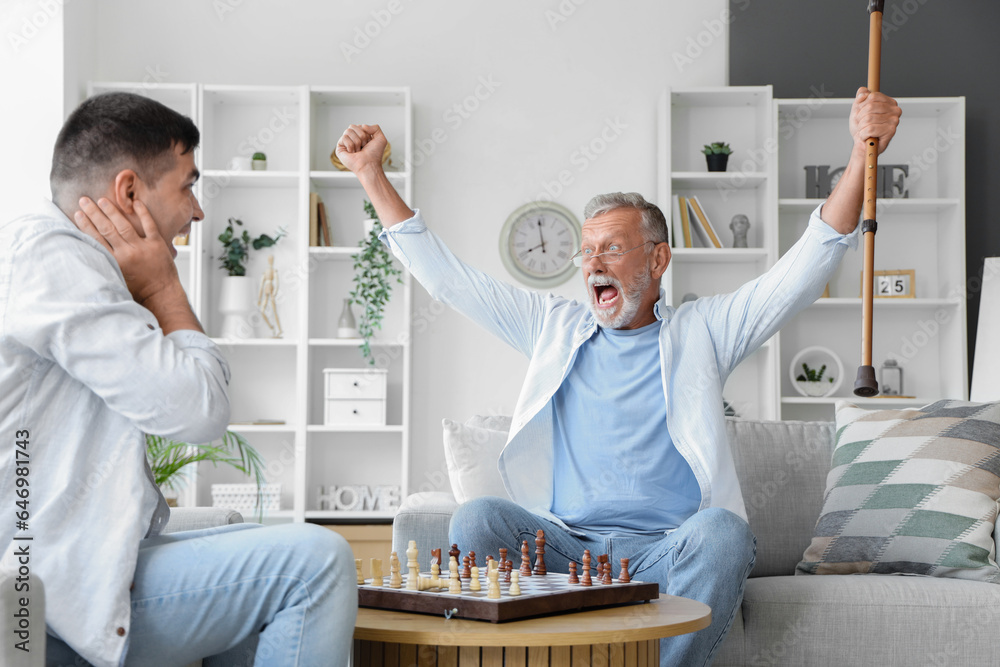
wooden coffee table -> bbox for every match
[353,595,711,667]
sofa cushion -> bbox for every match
[728,418,836,578]
[737,574,1000,666]
[797,400,1000,583]
[442,416,512,504]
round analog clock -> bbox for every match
[499,201,582,288]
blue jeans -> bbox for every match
[450,498,755,667]
[46,523,358,667]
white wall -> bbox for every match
[75,0,730,494]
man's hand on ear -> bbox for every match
[73,196,203,334]
[73,196,178,305]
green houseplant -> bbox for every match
[251,151,267,171]
[218,217,286,277]
[350,201,402,364]
[796,362,835,397]
[146,430,267,521]
[702,141,733,172]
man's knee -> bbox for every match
[449,496,515,543]
[689,508,756,562]
[286,524,354,576]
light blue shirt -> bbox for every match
[0,200,231,667]
[551,321,700,534]
[380,204,856,533]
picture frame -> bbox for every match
[860,269,916,298]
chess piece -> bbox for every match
[448,556,462,594]
[406,540,420,590]
[730,214,750,248]
[469,550,477,570]
[449,544,460,567]
[533,529,547,575]
[568,561,579,584]
[619,558,631,584]
[520,540,532,576]
[504,560,512,584]
[257,255,283,338]
[355,559,364,585]
[487,566,501,599]
[470,566,481,592]
[598,555,610,584]
[371,558,383,587]
[581,550,593,587]
[389,552,402,589]
[499,547,507,570]
[431,548,441,580]
[462,555,471,580]
[509,571,521,596]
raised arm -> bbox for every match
[335,123,414,225]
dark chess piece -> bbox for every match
[449,544,460,567]
[533,529,547,575]
[568,561,579,584]
[520,540,532,576]
[619,557,631,583]
[504,560,512,584]
[462,555,471,579]
[469,550,477,570]
[581,550,593,587]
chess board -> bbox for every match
[357,571,659,623]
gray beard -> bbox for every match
[588,269,652,329]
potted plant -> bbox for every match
[147,430,268,521]
[350,201,402,363]
[796,362,835,397]
[703,142,733,172]
[217,217,286,338]
[251,151,267,171]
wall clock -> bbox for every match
[499,201,582,288]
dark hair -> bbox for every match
[50,92,199,204]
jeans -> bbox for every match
[450,498,756,667]
[46,523,358,667]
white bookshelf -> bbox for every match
[658,87,967,422]
[88,82,413,524]
[658,86,780,420]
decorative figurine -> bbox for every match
[880,358,904,396]
[258,255,282,338]
[730,214,750,248]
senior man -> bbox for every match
[336,87,900,666]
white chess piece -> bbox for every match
[355,559,364,585]
[388,552,402,589]
[470,566,481,592]
[448,556,462,594]
[509,571,521,596]
[406,540,420,591]
[487,566,501,599]
[370,558,383,587]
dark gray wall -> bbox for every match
[730,0,1000,383]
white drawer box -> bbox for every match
[324,399,386,426]
[324,368,387,400]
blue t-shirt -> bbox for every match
[550,321,701,534]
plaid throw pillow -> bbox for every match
[797,399,1000,583]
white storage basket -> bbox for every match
[211,483,282,511]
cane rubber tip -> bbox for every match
[854,366,879,397]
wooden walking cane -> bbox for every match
[853,0,885,397]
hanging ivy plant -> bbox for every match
[350,201,402,364]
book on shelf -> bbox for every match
[672,194,693,248]
[318,201,332,247]
[686,196,722,248]
[309,192,320,246]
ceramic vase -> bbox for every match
[218,275,254,338]
[337,298,358,338]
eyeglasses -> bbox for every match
[571,241,654,267]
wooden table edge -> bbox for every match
[353,596,712,647]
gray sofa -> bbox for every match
[1,507,243,667]
[392,417,1000,665]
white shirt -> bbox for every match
[0,200,231,667]
[380,205,857,532]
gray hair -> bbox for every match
[583,192,669,244]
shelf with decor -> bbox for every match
[658,85,780,419]
[87,82,412,530]
[775,96,967,420]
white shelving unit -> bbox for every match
[88,82,413,524]
[658,87,967,422]
[776,95,967,420]
[658,86,780,420]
